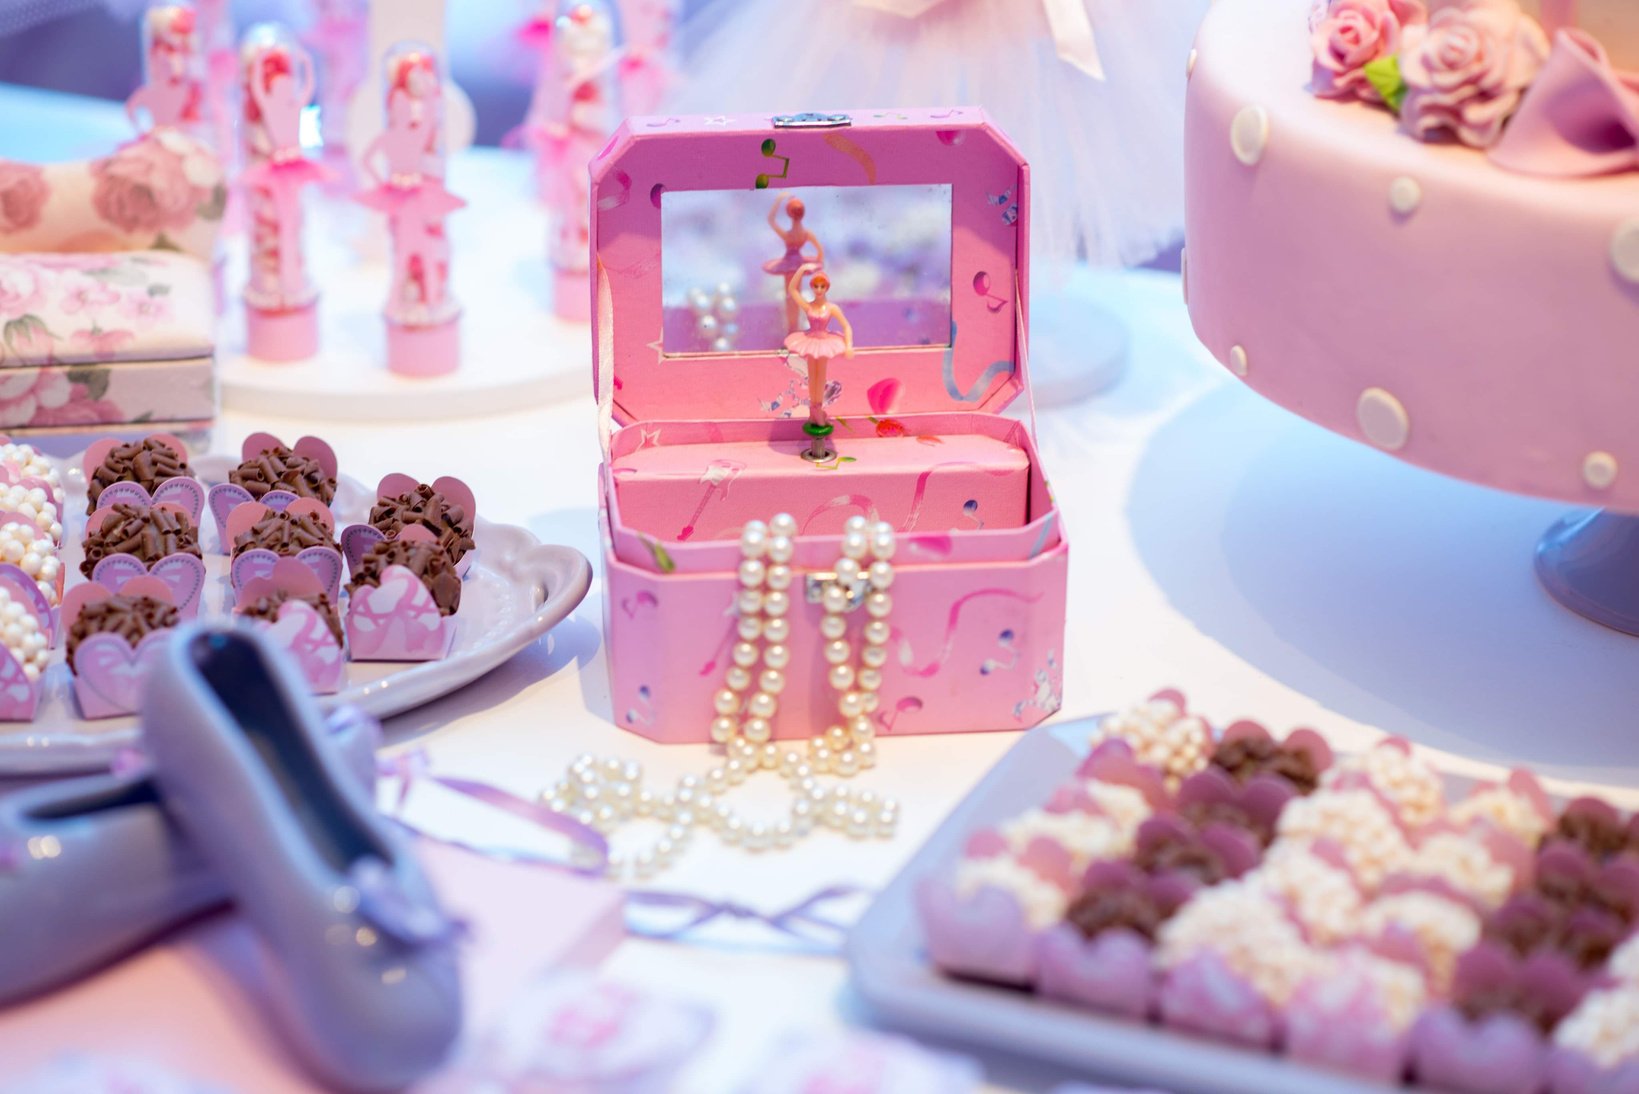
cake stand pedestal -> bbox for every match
[1535,510,1639,636]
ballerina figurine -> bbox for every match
[238,24,330,360]
[356,43,467,376]
[785,262,854,462]
[126,4,206,134]
[765,193,824,334]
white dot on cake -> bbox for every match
[1230,106,1269,167]
[1584,451,1618,490]
[1229,344,1248,376]
[1611,219,1639,284]
[1389,177,1422,216]
[1357,388,1409,451]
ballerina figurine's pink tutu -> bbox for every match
[785,262,854,462]
[355,43,467,375]
[126,4,206,134]
[766,193,824,335]
[239,26,331,352]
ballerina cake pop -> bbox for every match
[356,43,467,376]
[126,4,206,135]
[239,24,330,361]
[785,262,854,462]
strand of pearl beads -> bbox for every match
[543,513,900,880]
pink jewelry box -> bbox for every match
[0,132,222,446]
[593,109,1068,744]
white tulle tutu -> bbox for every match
[671,0,1208,270]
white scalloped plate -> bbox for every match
[0,453,592,776]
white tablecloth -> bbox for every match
[5,84,1637,1093]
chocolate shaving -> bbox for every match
[239,589,343,646]
[1455,977,1575,1035]
[66,594,179,669]
[369,484,475,565]
[1209,735,1321,795]
[1550,807,1634,863]
[228,445,336,505]
[1133,827,1234,886]
[86,438,193,511]
[79,503,201,578]
[1064,885,1169,942]
[347,540,462,616]
[232,510,338,558]
[1179,798,1276,847]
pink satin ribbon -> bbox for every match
[852,0,1103,79]
[1490,30,1639,176]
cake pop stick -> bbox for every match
[356,42,466,376]
[239,25,330,361]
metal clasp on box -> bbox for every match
[804,571,869,612]
[773,112,852,130]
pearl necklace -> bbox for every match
[545,513,901,880]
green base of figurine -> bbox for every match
[801,419,837,462]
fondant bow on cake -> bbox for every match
[1490,30,1639,176]
[852,0,1104,79]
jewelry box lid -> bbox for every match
[590,108,1030,433]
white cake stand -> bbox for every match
[218,147,589,420]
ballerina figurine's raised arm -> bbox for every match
[785,262,854,463]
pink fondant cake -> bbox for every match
[1184,0,1639,511]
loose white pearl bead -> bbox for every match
[725,758,749,784]
[741,522,768,558]
[791,762,814,781]
[865,592,892,619]
[743,715,771,743]
[811,746,833,772]
[873,521,895,539]
[762,617,790,644]
[820,614,847,640]
[848,809,873,838]
[713,688,741,715]
[779,749,803,776]
[863,620,890,646]
[732,641,759,668]
[870,532,895,560]
[828,664,855,691]
[857,668,883,692]
[737,616,763,641]
[725,666,752,691]
[763,590,790,617]
[861,644,887,668]
[773,819,795,847]
[759,668,786,694]
[862,692,880,714]
[824,639,851,665]
[858,741,878,768]
[746,823,770,851]
[721,817,744,844]
[710,716,737,743]
[767,535,794,564]
[868,561,894,589]
[760,743,782,769]
[844,515,869,534]
[851,716,876,740]
[763,643,790,669]
[738,559,766,588]
[835,750,861,776]
[828,799,852,827]
[841,532,868,560]
[747,691,777,719]
[766,564,792,591]
[835,557,860,581]
[826,724,850,749]
[637,789,655,815]
[770,513,798,538]
[839,691,866,718]
[737,588,763,615]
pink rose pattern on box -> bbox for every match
[88,130,224,241]
[0,162,48,235]
[1308,0,1550,149]
[0,253,190,426]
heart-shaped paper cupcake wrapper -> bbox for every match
[345,563,456,662]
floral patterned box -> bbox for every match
[593,109,1069,744]
[0,132,221,438]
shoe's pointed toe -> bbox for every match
[141,624,462,1091]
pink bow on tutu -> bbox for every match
[1490,30,1639,176]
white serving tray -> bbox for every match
[847,718,1400,1094]
[0,452,593,776]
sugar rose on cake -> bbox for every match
[1310,0,1429,102]
[1398,0,1551,146]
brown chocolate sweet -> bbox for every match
[1455,978,1573,1035]
[79,503,201,578]
[232,510,338,558]
[1550,803,1634,862]
[86,437,194,511]
[1209,734,1321,795]
[346,540,462,616]
[1134,826,1235,886]
[369,484,475,565]
[239,589,344,646]
[229,445,336,505]
[66,594,179,669]
[1179,798,1276,846]
[1065,885,1169,942]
